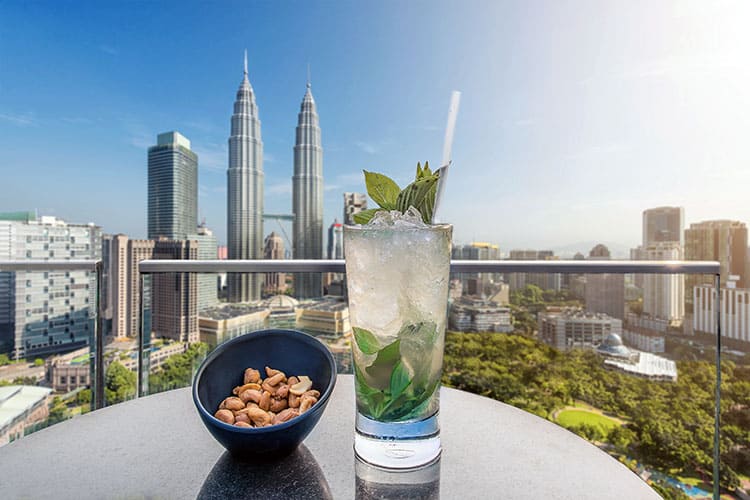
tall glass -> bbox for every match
[344,221,452,469]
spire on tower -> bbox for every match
[244,49,248,76]
[306,63,311,89]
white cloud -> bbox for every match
[0,112,37,126]
[355,141,378,155]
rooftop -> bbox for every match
[0,385,52,430]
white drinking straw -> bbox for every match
[432,90,461,223]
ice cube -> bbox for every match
[366,207,427,228]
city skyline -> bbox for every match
[2,2,750,251]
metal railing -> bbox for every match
[0,258,724,498]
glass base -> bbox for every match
[355,411,441,469]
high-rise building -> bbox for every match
[188,223,219,312]
[147,131,198,240]
[452,242,500,296]
[111,236,154,340]
[694,285,750,345]
[0,215,101,359]
[343,193,367,225]
[538,308,622,351]
[263,232,286,295]
[508,249,560,292]
[152,238,199,343]
[585,244,625,320]
[227,52,264,302]
[685,220,748,289]
[642,207,684,247]
[327,220,343,260]
[292,81,324,299]
[643,243,684,325]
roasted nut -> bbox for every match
[265,366,286,380]
[215,409,235,424]
[246,406,272,427]
[275,384,290,399]
[266,372,285,387]
[289,393,300,408]
[244,368,261,384]
[259,391,272,411]
[270,398,288,413]
[299,395,317,414]
[223,397,245,412]
[287,376,299,386]
[290,376,312,395]
[273,408,300,425]
[239,389,262,404]
[233,382,261,395]
[303,390,321,399]
[245,402,259,410]
[234,421,252,428]
[234,413,250,425]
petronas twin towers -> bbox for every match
[227,53,323,302]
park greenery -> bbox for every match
[441,330,749,494]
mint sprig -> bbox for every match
[356,162,440,225]
[352,322,441,421]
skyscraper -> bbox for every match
[0,215,101,359]
[292,80,323,299]
[343,193,367,225]
[642,207,684,247]
[585,244,625,320]
[263,232,286,295]
[685,220,748,289]
[188,223,219,312]
[147,131,198,240]
[643,242,684,325]
[327,220,343,260]
[227,52,264,302]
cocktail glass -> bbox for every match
[344,212,452,469]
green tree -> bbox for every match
[34,358,44,366]
[0,353,10,366]
[105,361,136,405]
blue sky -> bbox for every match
[1,1,749,255]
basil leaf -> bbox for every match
[352,208,381,225]
[353,326,380,355]
[395,173,439,223]
[364,170,400,210]
[389,361,412,399]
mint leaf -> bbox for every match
[353,326,380,355]
[352,208,381,225]
[365,339,401,386]
[398,321,438,343]
[389,361,412,399]
[364,170,400,210]
[395,173,440,223]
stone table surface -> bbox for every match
[0,375,658,499]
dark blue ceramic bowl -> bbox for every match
[192,329,337,460]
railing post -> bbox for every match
[93,260,105,410]
[137,273,151,397]
[713,273,721,500]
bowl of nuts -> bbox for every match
[192,329,337,459]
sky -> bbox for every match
[1,1,749,256]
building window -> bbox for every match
[60,376,66,384]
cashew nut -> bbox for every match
[246,407,272,427]
[270,398,288,413]
[290,376,312,396]
[239,389,262,404]
[273,408,300,425]
[244,368,261,384]
[215,409,235,424]
[259,390,272,411]
[222,397,245,412]
[233,382,262,395]
[299,395,317,414]
[234,421,252,428]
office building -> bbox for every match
[508,249,561,292]
[539,308,622,351]
[642,207,684,247]
[0,215,101,359]
[327,220,343,260]
[694,285,750,345]
[199,304,270,348]
[227,52,264,302]
[292,81,324,299]
[452,242,500,296]
[263,232,286,295]
[343,193,367,225]
[147,131,198,240]
[449,296,512,333]
[685,220,748,289]
[0,385,52,446]
[642,243,684,325]
[295,298,351,339]
[188,223,218,312]
[584,244,625,320]
[151,239,199,343]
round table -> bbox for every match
[0,375,658,499]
